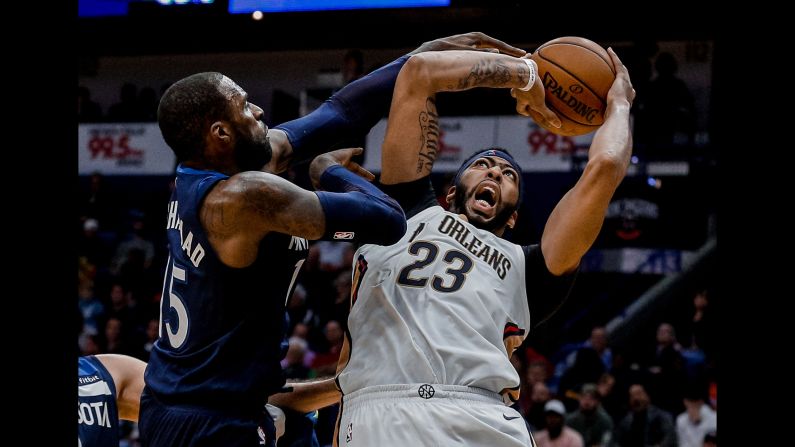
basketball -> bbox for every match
[529,36,616,136]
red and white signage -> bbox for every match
[364,116,595,173]
[78,123,176,175]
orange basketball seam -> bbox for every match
[546,102,599,135]
[536,50,613,101]
[536,41,615,75]
[535,53,607,126]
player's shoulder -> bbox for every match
[214,170,296,201]
[78,355,100,375]
[408,204,446,222]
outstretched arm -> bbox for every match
[540,48,635,275]
[267,32,527,174]
[379,50,559,185]
[202,148,405,268]
[267,378,341,414]
[95,354,147,421]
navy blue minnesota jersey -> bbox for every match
[78,356,119,447]
[146,165,309,414]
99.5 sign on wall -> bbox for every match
[78,123,176,175]
[364,115,595,173]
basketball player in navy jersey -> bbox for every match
[138,33,527,447]
[335,48,634,446]
[78,355,316,446]
[78,354,146,447]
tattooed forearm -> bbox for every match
[456,59,527,90]
[236,174,322,238]
[417,97,439,174]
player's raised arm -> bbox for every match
[267,378,341,414]
[540,48,635,275]
[267,33,530,174]
[379,50,560,185]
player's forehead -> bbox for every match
[468,156,517,171]
[219,76,246,101]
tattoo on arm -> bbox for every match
[201,195,232,239]
[456,59,527,90]
[417,97,439,174]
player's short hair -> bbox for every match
[158,72,232,162]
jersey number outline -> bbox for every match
[284,259,305,306]
[396,240,474,292]
[160,256,189,349]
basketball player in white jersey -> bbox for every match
[334,47,635,446]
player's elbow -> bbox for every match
[586,153,629,186]
[372,199,408,245]
[402,54,436,90]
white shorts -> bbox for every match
[336,384,536,447]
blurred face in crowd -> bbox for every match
[579,392,599,414]
[590,327,608,352]
[656,323,675,346]
[532,382,551,403]
[629,384,650,412]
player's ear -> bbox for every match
[445,185,456,208]
[210,121,233,146]
[506,210,518,229]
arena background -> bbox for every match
[77,2,721,445]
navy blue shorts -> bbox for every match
[139,389,276,447]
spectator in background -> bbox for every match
[566,383,613,447]
[311,320,344,377]
[595,372,623,425]
[330,269,353,327]
[534,399,584,447]
[287,283,317,332]
[282,336,311,380]
[553,326,612,396]
[137,86,159,121]
[559,347,606,409]
[80,172,115,228]
[78,281,105,337]
[647,322,687,415]
[78,218,112,269]
[111,211,155,275]
[611,383,676,447]
[107,82,139,122]
[643,52,696,149]
[78,86,103,122]
[526,381,553,432]
[675,389,716,447]
[689,290,716,360]
[142,318,159,360]
[341,49,365,85]
[103,317,128,355]
[290,322,317,369]
[519,359,551,417]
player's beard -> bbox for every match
[234,126,273,172]
[451,184,517,233]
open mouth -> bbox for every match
[472,183,498,214]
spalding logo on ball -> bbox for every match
[529,36,616,136]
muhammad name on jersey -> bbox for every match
[438,215,511,279]
[166,200,206,267]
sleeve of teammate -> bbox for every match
[310,148,407,246]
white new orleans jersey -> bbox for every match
[337,206,534,403]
